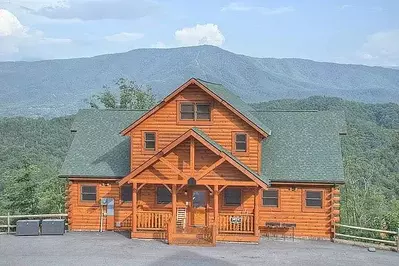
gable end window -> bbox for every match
[305,190,323,208]
[224,188,242,206]
[121,185,132,202]
[263,189,279,207]
[143,131,157,152]
[156,186,172,204]
[179,102,211,121]
[233,133,248,153]
[81,185,97,202]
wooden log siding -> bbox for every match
[129,85,262,174]
[68,181,337,239]
[259,185,336,238]
[68,181,133,231]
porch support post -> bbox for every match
[132,182,137,236]
[172,184,177,232]
[190,137,195,176]
[213,185,219,233]
[254,186,261,236]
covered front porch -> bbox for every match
[130,182,262,245]
[118,128,268,245]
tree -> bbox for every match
[4,163,39,214]
[87,78,156,110]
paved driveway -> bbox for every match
[0,232,398,266]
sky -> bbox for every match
[0,0,398,66]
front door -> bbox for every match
[191,190,208,226]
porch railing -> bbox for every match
[137,211,172,231]
[218,213,254,234]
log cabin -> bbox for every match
[59,78,346,245]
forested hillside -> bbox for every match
[0,116,73,214]
[1,45,399,117]
[0,97,398,231]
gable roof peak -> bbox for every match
[120,78,271,136]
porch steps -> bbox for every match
[172,237,214,246]
[169,227,214,246]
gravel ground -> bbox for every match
[0,232,398,266]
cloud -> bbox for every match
[30,0,160,21]
[175,24,225,47]
[0,9,72,60]
[221,2,294,15]
[357,29,399,66]
[104,32,144,42]
[0,9,28,37]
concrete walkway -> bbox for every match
[0,232,398,265]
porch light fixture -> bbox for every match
[188,177,196,186]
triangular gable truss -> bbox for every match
[119,128,268,189]
[120,78,269,137]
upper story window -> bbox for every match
[179,102,211,121]
[143,131,157,153]
[233,132,248,153]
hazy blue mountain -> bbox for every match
[1,45,399,117]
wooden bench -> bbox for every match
[264,222,296,241]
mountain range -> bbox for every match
[1,45,399,117]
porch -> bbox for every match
[129,183,262,245]
[119,129,268,245]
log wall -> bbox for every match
[68,180,338,239]
[128,85,262,173]
[259,184,336,238]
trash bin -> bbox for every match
[41,219,65,235]
[16,220,40,236]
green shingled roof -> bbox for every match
[252,110,346,183]
[196,79,271,135]
[191,127,269,186]
[60,79,346,184]
[59,109,145,178]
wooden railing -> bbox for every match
[334,223,399,252]
[218,213,254,234]
[137,211,172,231]
[0,213,68,234]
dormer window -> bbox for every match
[180,103,195,120]
[179,102,211,121]
[196,103,211,120]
